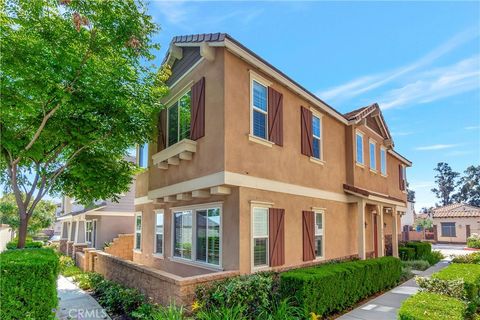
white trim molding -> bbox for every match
[134,196,153,205]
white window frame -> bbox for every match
[369,139,377,172]
[314,210,325,260]
[380,146,387,176]
[153,210,164,257]
[311,112,324,161]
[356,131,364,166]
[166,89,192,147]
[85,220,93,244]
[137,143,148,168]
[134,212,142,252]
[249,71,272,144]
[170,202,223,270]
[251,205,270,271]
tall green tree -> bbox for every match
[454,165,480,206]
[0,193,56,234]
[431,162,460,207]
[0,0,168,248]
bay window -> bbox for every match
[252,80,268,139]
[252,207,269,267]
[154,211,164,255]
[167,91,191,147]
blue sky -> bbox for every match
[147,1,480,210]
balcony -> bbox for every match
[152,139,197,170]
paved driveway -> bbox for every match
[432,243,475,259]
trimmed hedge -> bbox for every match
[6,239,43,250]
[279,257,401,317]
[399,247,415,261]
[0,248,59,319]
[433,263,480,301]
[405,241,432,259]
[398,292,466,320]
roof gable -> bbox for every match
[345,103,393,143]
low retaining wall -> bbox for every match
[90,251,239,305]
[104,234,134,261]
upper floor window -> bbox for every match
[380,147,387,175]
[252,207,269,268]
[167,91,191,147]
[400,164,407,191]
[356,132,364,165]
[369,140,376,171]
[312,115,322,159]
[252,80,268,140]
[135,213,142,251]
[154,211,164,255]
[138,143,148,168]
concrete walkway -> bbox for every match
[57,275,111,320]
[336,259,450,320]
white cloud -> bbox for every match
[415,144,459,151]
[317,27,479,103]
[465,125,480,130]
[152,1,189,25]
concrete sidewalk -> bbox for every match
[57,275,111,320]
[336,259,450,320]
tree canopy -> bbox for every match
[431,163,479,207]
[0,0,169,247]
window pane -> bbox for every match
[139,143,148,168]
[136,215,142,231]
[253,110,267,139]
[253,208,268,237]
[174,211,192,259]
[356,134,363,163]
[168,102,179,146]
[312,138,320,159]
[312,116,320,138]
[207,208,220,265]
[370,143,376,170]
[315,235,323,257]
[253,81,267,112]
[254,238,268,266]
[155,234,163,254]
[179,92,191,141]
[315,213,323,235]
[196,210,207,263]
[136,233,141,250]
[155,214,163,234]
[381,149,386,174]
[155,213,163,254]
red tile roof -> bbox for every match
[433,203,480,218]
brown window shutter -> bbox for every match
[300,106,313,156]
[302,210,315,261]
[399,164,404,190]
[190,77,205,140]
[268,87,283,146]
[269,208,285,267]
[157,110,167,152]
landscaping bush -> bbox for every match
[279,256,401,317]
[6,237,43,250]
[467,234,480,249]
[405,241,432,259]
[194,272,276,318]
[400,266,414,282]
[453,252,480,264]
[399,246,415,261]
[398,292,466,320]
[402,260,430,271]
[424,250,444,265]
[416,276,465,299]
[0,248,59,320]
[59,254,82,277]
[433,263,480,301]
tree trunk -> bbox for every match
[17,214,29,249]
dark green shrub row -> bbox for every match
[433,263,480,301]
[6,238,43,250]
[405,241,432,259]
[398,292,466,320]
[399,246,416,261]
[279,256,402,317]
[0,248,59,320]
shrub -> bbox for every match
[400,266,414,282]
[433,263,480,301]
[279,257,401,317]
[406,241,432,259]
[399,246,416,261]
[6,238,43,250]
[424,250,444,265]
[416,276,465,299]
[196,305,246,320]
[195,272,275,318]
[0,248,59,320]
[453,252,480,264]
[257,298,303,320]
[74,272,94,290]
[398,292,466,320]
[59,254,82,277]
[402,260,430,271]
[467,234,480,249]
[150,303,184,320]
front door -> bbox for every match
[373,215,378,258]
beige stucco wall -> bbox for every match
[434,217,480,243]
[85,215,135,250]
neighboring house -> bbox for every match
[57,183,135,258]
[401,201,416,228]
[133,33,411,279]
[0,224,15,252]
[433,203,480,243]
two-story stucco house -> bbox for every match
[133,33,411,277]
